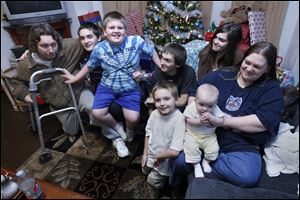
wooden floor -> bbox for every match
[1,91,61,171]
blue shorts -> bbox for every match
[93,85,141,112]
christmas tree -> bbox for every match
[143,1,205,51]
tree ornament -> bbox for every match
[154,16,160,22]
[194,21,200,27]
[186,1,196,11]
[144,1,205,48]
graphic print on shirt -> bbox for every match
[104,46,137,76]
[225,95,243,111]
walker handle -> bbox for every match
[29,68,65,91]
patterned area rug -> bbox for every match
[17,126,183,199]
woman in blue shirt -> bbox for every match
[170,41,284,187]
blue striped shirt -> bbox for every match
[87,36,154,93]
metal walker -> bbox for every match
[29,68,89,164]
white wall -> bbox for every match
[278,1,299,85]
[1,21,15,71]
[210,1,231,25]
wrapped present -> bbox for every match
[78,11,102,28]
[248,11,267,45]
[183,39,209,79]
[238,23,250,52]
[276,56,295,88]
[125,11,144,36]
[204,22,217,42]
[278,68,295,88]
[204,32,214,42]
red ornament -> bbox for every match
[204,32,214,42]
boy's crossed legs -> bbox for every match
[92,86,141,157]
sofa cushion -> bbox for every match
[185,177,298,199]
[185,159,298,199]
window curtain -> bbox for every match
[232,1,288,48]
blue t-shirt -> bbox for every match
[198,70,284,152]
[87,35,154,93]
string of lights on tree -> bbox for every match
[143,1,205,51]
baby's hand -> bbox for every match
[203,112,224,127]
[199,115,210,125]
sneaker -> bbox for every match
[112,138,129,157]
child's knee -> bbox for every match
[204,152,218,161]
[125,114,140,125]
[92,109,106,119]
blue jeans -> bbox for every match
[169,150,261,187]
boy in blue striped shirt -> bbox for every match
[63,11,161,157]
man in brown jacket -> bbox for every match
[11,23,100,140]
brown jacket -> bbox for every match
[12,38,85,109]
[198,45,244,80]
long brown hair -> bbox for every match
[242,41,278,82]
[201,22,242,71]
[220,42,278,84]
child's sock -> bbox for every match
[114,122,127,141]
[202,159,212,173]
[193,163,204,178]
[126,127,135,142]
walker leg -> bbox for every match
[27,104,37,132]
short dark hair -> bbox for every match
[102,11,126,29]
[162,43,187,68]
[28,23,62,53]
[77,22,102,38]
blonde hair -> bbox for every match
[196,84,219,103]
[102,11,126,29]
[152,80,179,100]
